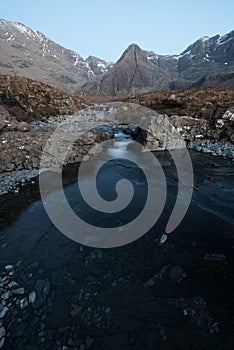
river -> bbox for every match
[0,136,233,349]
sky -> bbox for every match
[1,0,234,62]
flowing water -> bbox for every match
[0,138,234,349]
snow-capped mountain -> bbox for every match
[0,19,112,94]
[85,56,114,76]
[81,31,234,95]
[0,18,233,96]
[175,31,234,88]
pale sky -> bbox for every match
[1,0,234,61]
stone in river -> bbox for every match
[86,336,94,347]
[1,291,10,301]
[0,338,5,349]
[8,281,19,289]
[13,288,25,295]
[0,327,5,339]
[4,265,14,272]
[168,266,186,283]
[0,307,8,319]
[204,253,226,262]
[158,234,168,246]
[20,297,29,310]
[29,291,37,304]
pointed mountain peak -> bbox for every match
[127,43,142,50]
[116,43,146,64]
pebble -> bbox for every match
[204,253,226,262]
[0,327,5,339]
[0,277,9,284]
[158,234,168,246]
[0,169,38,196]
[86,336,94,347]
[20,297,29,310]
[79,345,85,350]
[8,281,19,289]
[13,288,25,295]
[0,307,8,319]
[168,266,186,283]
[210,322,220,334]
[16,260,22,268]
[0,338,5,349]
[1,291,10,301]
[29,291,37,304]
[5,265,14,272]
[144,277,156,287]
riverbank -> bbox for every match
[0,169,38,196]
[0,144,233,196]
[0,103,233,196]
[188,139,234,158]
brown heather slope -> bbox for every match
[127,87,234,120]
[0,75,87,121]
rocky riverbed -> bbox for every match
[0,150,233,349]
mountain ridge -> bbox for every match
[80,31,234,96]
[0,19,113,94]
[0,19,234,96]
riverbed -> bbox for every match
[0,139,233,349]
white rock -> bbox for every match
[20,297,29,310]
[158,234,168,246]
[5,265,14,272]
[202,147,212,154]
[29,291,37,304]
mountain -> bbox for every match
[202,68,234,89]
[85,56,114,76]
[81,31,234,96]
[0,19,113,94]
[173,31,234,89]
[80,44,173,96]
[0,18,234,96]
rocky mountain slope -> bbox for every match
[80,44,173,96]
[0,18,234,96]
[0,19,113,94]
[174,31,234,89]
[81,31,234,96]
